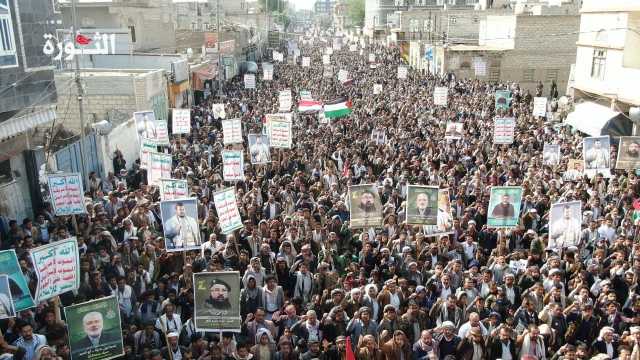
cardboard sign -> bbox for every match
[148,152,172,186]
[172,109,191,134]
[266,113,293,149]
[433,87,449,106]
[48,173,85,216]
[159,179,189,200]
[31,238,80,302]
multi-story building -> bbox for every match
[564,0,640,136]
[315,0,336,15]
[0,0,58,220]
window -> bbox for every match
[472,16,479,24]
[489,67,500,82]
[449,16,457,24]
[522,69,535,82]
[0,0,17,68]
[423,19,431,32]
[546,68,559,82]
[448,0,456,5]
[129,25,136,43]
[591,48,606,80]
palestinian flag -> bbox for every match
[298,100,323,112]
[324,97,352,119]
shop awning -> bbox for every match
[0,107,57,141]
[565,101,632,137]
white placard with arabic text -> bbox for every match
[31,238,80,302]
[47,173,85,216]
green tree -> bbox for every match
[346,0,365,27]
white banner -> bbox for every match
[244,74,256,89]
[222,150,244,181]
[349,44,357,52]
[31,238,79,302]
[47,173,85,216]
[533,97,548,117]
[273,51,283,62]
[373,84,382,95]
[368,53,375,63]
[159,179,189,200]
[322,54,330,65]
[222,118,243,145]
[434,87,449,106]
[148,152,172,186]
[338,69,349,83]
[279,89,292,112]
[263,63,273,81]
[397,65,408,79]
[326,47,333,55]
[211,103,226,119]
[493,117,516,145]
[266,113,293,149]
[213,188,244,234]
[139,138,157,169]
[155,120,170,145]
[172,109,191,134]
[302,57,310,67]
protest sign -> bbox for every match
[213,188,244,234]
[495,90,512,110]
[493,117,516,145]
[134,111,170,146]
[564,159,584,181]
[48,173,85,216]
[31,237,80,302]
[159,178,188,200]
[300,90,312,101]
[421,190,454,237]
[222,150,244,181]
[584,136,611,178]
[248,134,271,164]
[65,296,124,360]
[406,186,438,225]
[322,54,330,65]
[262,62,273,81]
[171,109,191,134]
[368,53,375,63]
[444,122,463,140]
[278,89,292,112]
[616,136,640,169]
[349,44,357,52]
[244,74,255,89]
[543,144,561,166]
[211,103,226,119]
[147,152,172,186]
[193,271,241,332]
[139,138,157,170]
[373,84,382,95]
[161,198,202,252]
[433,87,448,106]
[273,51,283,62]
[155,120,169,146]
[338,69,349,83]
[302,57,310,67]
[397,65,408,79]
[0,250,34,312]
[0,275,15,319]
[266,113,293,149]
[348,184,383,228]
[487,186,523,228]
[222,118,243,145]
[549,201,582,249]
[533,97,548,117]
[326,47,333,55]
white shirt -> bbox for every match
[501,341,513,360]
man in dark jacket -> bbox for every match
[487,326,517,360]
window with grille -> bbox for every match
[591,48,606,80]
[546,68,559,82]
[449,16,457,24]
[489,68,500,82]
[0,0,17,68]
[522,69,535,82]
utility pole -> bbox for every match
[217,0,223,99]
[71,0,88,186]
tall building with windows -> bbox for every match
[0,0,58,220]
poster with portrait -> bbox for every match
[349,44,357,52]
[495,90,512,111]
[266,113,293,149]
[543,144,561,166]
[371,129,386,145]
[406,186,438,225]
[278,89,292,112]
[134,111,169,146]
[302,57,310,67]
[487,186,523,228]
[171,109,191,135]
[422,189,454,237]
[159,179,189,201]
[533,97,548,117]
[0,250,34,312]
[348,184,383,228]
[48,173,85,216]
[65,296,124,360]
[493,117,516,145]
[616,136,640,169]
[397,65,408,79]
[583,136,611,178]
[0,275,15,319]
[211,103,226,120]
[247,134,271,164]
[213,188,243,234]
[222,150,245,181]
[338,69,349,83]
[444,122,464,140]
[549,201,582,249]
[161,198,202,252]
[433,87,448,106]
[373,84,382,95]
[193,272,242,332]
[564,159,584,181]
[30,238,80,302]
[222,118,243,145]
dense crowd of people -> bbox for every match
[1,31,640,360]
